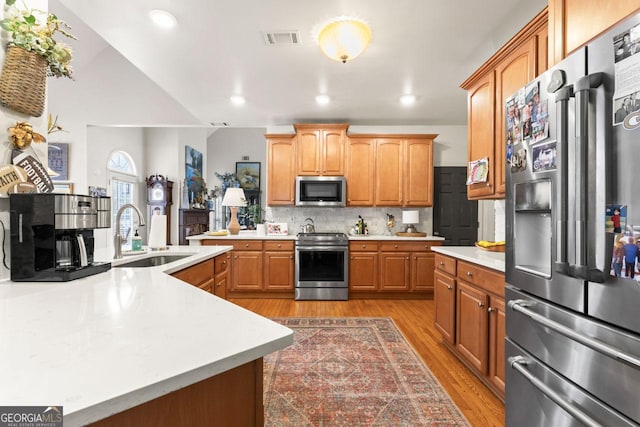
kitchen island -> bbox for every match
[0,245,293,426]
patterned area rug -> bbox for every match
[264,318,470,426]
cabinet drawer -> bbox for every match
[172,259,214,286]
[380,241,435,252]
[457,260,505,297]
[264,240,294,251]
[214,253,230,273]
[435,254,456,276]
[349,241,379,252]
[227,240,264,251]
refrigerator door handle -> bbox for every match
[554,85,573,276]
[509,299,640,368]
[509,356,603,427]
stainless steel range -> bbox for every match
[295,232,349,300]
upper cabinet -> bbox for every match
[348,135,436,207]
[266,134,296,205]
[549,0,640,65]
[461,8,548,200]
[294,124,347,176]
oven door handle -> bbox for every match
[509,299,640,368]
[509,356,603,427]
[296,246,348,252]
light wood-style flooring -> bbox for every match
[230,298,505,427]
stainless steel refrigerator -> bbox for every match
[505,11,640,427]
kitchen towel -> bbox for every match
[148,214,166,249]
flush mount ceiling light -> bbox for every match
[230,95,246,105]
[149,9,177,29]
[316,17,371,63]
[315,94,331,105]
[400,94,416,106]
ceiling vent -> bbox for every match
[262,30,301,46]
[210,122,230,127]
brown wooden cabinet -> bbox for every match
[266,135,296,205]
[349,240,441,297]
[170,254,231,299]
[294,124,347,176]
[461,9,548,200]
[213,253,230,299]
[375,138,404,206]
[549,1,640,65]
[405,139,434,206]
[345,137,376,206]
[263,241,295,291]
[433,253,505,399]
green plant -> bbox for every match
[0,0,76,78]
[246,204,263,224]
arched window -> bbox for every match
[108,151,138,248]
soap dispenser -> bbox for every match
[132,229,142,251]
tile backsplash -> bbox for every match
[265,206,433,236]
[494,200,506,241]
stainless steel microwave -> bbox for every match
[295,176,346,207]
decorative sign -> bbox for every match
[0,164,28,195]
[13,152,54,193]
[267,222,289,235]
[48,143,69,181]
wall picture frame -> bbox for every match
[236,162,260,191]
[185,146,204,195]
[48,142,69,181]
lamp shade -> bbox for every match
[402,210,419,224]
[317,17,371,63]
[221,187,247,207]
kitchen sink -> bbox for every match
[113,254,193,268]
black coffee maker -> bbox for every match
[10,193,112,281]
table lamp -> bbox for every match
[402,210,419,233]
[221,187,247,235]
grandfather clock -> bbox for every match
[146,174,173,245]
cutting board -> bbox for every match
[395,232,427,237]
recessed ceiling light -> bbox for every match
[315,94,330,105]
[400,94,416,106]
[230,95,246,105]
[149,9,177,29]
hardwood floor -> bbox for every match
[230,298,505,427]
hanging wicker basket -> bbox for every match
[0,45,47,117]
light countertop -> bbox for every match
[432,246,505,272]
[0,245,293,426]
[188,231,445,242]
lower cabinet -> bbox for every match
[170,253,230,299]
[350,240,441,297]
[434,253,505,399]
[203,240,295,297]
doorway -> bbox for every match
[433,167,478,246]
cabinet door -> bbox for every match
[455,281,489,374]
[488,296,506,394]
[297,129,321,175]
[467,72,496,199]
[264,251,294,291]
[379,252,410,291]
[404,139,433,206]
[346,138,375,206]
[231,251,263,291]
[197,278,214,294]
[411,251,435,292]
[171,259,214,287]
[494,38,536,196]
[535,23,549,76]
[375,139,403,206]
[349,252,378,291]
[267,136,296,205]
[213,272,227,298]
[322,129,345,175]
[434,270,456,344]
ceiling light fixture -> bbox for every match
[149,9,177,29]
[230,95,246,105]
[315,94,331,105]
[400,94,416,106]
[317,17,371,63]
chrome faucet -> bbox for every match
[114,204,146,259]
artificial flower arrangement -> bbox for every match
[8,121,45,150]
[0,0,76,78]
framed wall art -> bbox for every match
[185,145,204,195]
[236,162,260,191]
[48,142,68,181]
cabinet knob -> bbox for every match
[244,243,249,247]
[487,307,493,313]
[394,244,398,248]
[362,244,366,248]
[477,302,484,308]
[439,261,445,266]
[234,256,238,259]
[277,244,281,248]
[447,285,452,290]
[406,257,409,260]
[466,271,473,277]
[290,256,293,260]
[222,260,226,265]
[414,256,417,260]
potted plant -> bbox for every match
[0,0,76,116]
